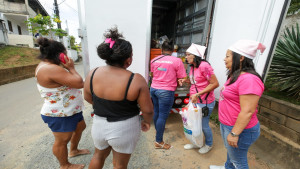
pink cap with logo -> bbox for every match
[229,40,266,59]
[186,43,207,58]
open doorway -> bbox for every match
[150,0,213,59]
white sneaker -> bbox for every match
[209,165,225,169]
[183,144,199,150]
[198,145,212,154]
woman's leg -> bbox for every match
[52,132,85,169]
[150,88,159,130]
[89,147,112,169]
[223,123,260,169]
[69,120,90,157]
[155,90,175,143]
[197,101,215,147]
[112,149,131,169]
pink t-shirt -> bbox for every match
[218,73,264,129]
[189,62,215,104]
[151,55,186,91]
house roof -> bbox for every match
[28,0,49,16]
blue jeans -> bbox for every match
[150,87,175,142]
[197,101,215,146]
[220,123,260,169]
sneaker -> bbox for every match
[209,165,225,169]
[183,144,199,150]
[198,145,212,154]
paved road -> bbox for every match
[0,62,274,169]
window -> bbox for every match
[7,20,13,32]
[17,25,22,35]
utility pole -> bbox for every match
[54,0,62,40]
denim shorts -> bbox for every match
[41,112,84,132]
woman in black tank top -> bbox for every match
[83,27,153,169]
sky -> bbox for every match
[38,0,80,43]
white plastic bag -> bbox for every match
[179,103,203,147]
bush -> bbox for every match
[268,23,300,99]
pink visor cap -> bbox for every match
[228,40,266,59]
[186,43,207,58]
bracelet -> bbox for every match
[230,132,239,137]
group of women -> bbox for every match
[35,27,265,169]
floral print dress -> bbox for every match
[37,83,84,117]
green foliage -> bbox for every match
[210,111,220,126]
[70,35,76,47]
[268,23,300,99]
[288,0,300,15]
[264,78,300,105]
[69,35,81,52]
[25,14,67,38]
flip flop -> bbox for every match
[155,142,173,150]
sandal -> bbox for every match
[155,142,172,150]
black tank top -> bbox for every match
[90,68,140,122]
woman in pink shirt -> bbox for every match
[179,43,219,154]
[210,40,265,169]
[150,40,187,150]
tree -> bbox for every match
[268,23,300,99]
[25,14,67,38]
[70,35,76,47]
[69,35,80,51]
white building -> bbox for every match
[0,0,48,47]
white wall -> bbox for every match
[67,49,78,61]
[83,0,152,78]
[7,34,34,47]
[4,15,30,35]
[207,0,288,100]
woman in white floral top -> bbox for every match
[35,37,89,169]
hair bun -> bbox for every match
[103,27,123,41]
[37,37,50,47]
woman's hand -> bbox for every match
[227,134,239,148]
[178,78,186,86]
[191,94,198,103]
[61,55,75,70]
[141,121,150,132]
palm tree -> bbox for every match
[268,23,300,99]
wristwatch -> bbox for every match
[230,132,239,137]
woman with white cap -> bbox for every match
[210,40,265,169]
[179,43,219,154]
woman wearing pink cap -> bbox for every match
[210,40,265,169]
[179,43,219,154]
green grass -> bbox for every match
[210,111,220,125]
[0,46,40,69]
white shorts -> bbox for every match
[91,115,141,154]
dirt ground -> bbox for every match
[141,113,270,169]
[0,62,290,169]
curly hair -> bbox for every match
[37,37,66,65]
[97,27,132,67]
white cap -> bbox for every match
[186,43,207,58]
[228,40,266,59]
